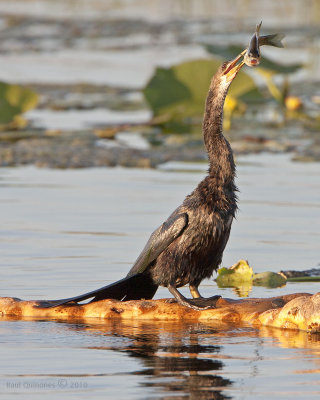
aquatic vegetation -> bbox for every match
[216,259,254,286]
[253,271,287,288]
[143,58,259,132]
[0,82,38,129]
[216,259,320,297]
[143,42,305,133]
[206,44,303,108]
[215,260,254,297]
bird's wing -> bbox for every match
[127,212,188,277]
[38,212,187,308]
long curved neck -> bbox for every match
[202,77,235,183]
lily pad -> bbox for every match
[216,260,320,296]
[216,259,254,287]
[216,260,287,290]
[144,58,260,132]
[216,260,254,297]
[253,271,287,288]
[0,82,38,127]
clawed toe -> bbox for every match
[175,295,221,311]
[165,298,177,304]
[187,295,221,310]
[168,285,221,311]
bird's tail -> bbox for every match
[37,273,158,308]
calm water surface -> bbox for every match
[1,154,320,399]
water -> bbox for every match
[0,1,320,397]
[0,0,319,89]
[1,154,320,399]
[1,319,320,400]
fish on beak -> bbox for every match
[223,53,245,83]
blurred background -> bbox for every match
[0,0,319,166]
[1,3,320,400]
[1,0,320,298]
[0,0,319,300]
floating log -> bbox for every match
[0,293,319,333]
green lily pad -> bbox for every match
[0,82,38,127]
[216,259,254,287]
[253,271,287,288]
[215,260,320,296]
[144,58,261,132]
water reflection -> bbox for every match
[55,318,320,399]
[70,320,233,399]
[2,315,320,398]
[260,326,320,351]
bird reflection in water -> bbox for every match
[75,320,233,399]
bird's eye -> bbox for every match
[221,61,229,71]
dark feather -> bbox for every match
[38,55,241,311]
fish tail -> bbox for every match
[259,33,285,48]
[256,21,262,35]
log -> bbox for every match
[0,293,319,333]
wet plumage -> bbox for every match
[41,56,244,310]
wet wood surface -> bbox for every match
[1,292,320,333]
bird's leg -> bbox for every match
[168,285,208,310]
[189,284,202,299]
[168,284,219,311]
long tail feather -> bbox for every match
[37,274,158,308]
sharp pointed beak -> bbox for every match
[223,52,245,83]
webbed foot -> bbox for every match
[168,285,221,311]
[187,295,221,309]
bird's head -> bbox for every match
[216,53,245,89]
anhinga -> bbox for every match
[42,53,245,311]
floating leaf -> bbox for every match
[216,260,254,298]
[143,58,260,132]
[216,259,254,287]
[0,82,38,127]
[215,260,320,295]
[143,67,191,115]
[253,271,287,288]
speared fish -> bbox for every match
[243,21,285,66]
